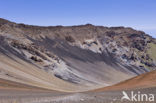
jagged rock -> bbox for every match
[30,56,42,62]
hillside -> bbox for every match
[0,18,156,92]
[94,69,156,92]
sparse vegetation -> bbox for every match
[147,43,156,62]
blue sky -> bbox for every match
[0,0,156,38]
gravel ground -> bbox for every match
[0,87,156,103]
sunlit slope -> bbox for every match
[94,70,156,91]
[0,54,86,92]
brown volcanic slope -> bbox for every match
[1,70,156,103]
[0,53,83,92]
[94,70,156,92]
[0,78,52,91]
[0,18,156,92]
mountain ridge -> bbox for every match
[0,18,156,92]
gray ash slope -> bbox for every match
[0,18,156,89]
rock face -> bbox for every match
[0,18,156,91]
